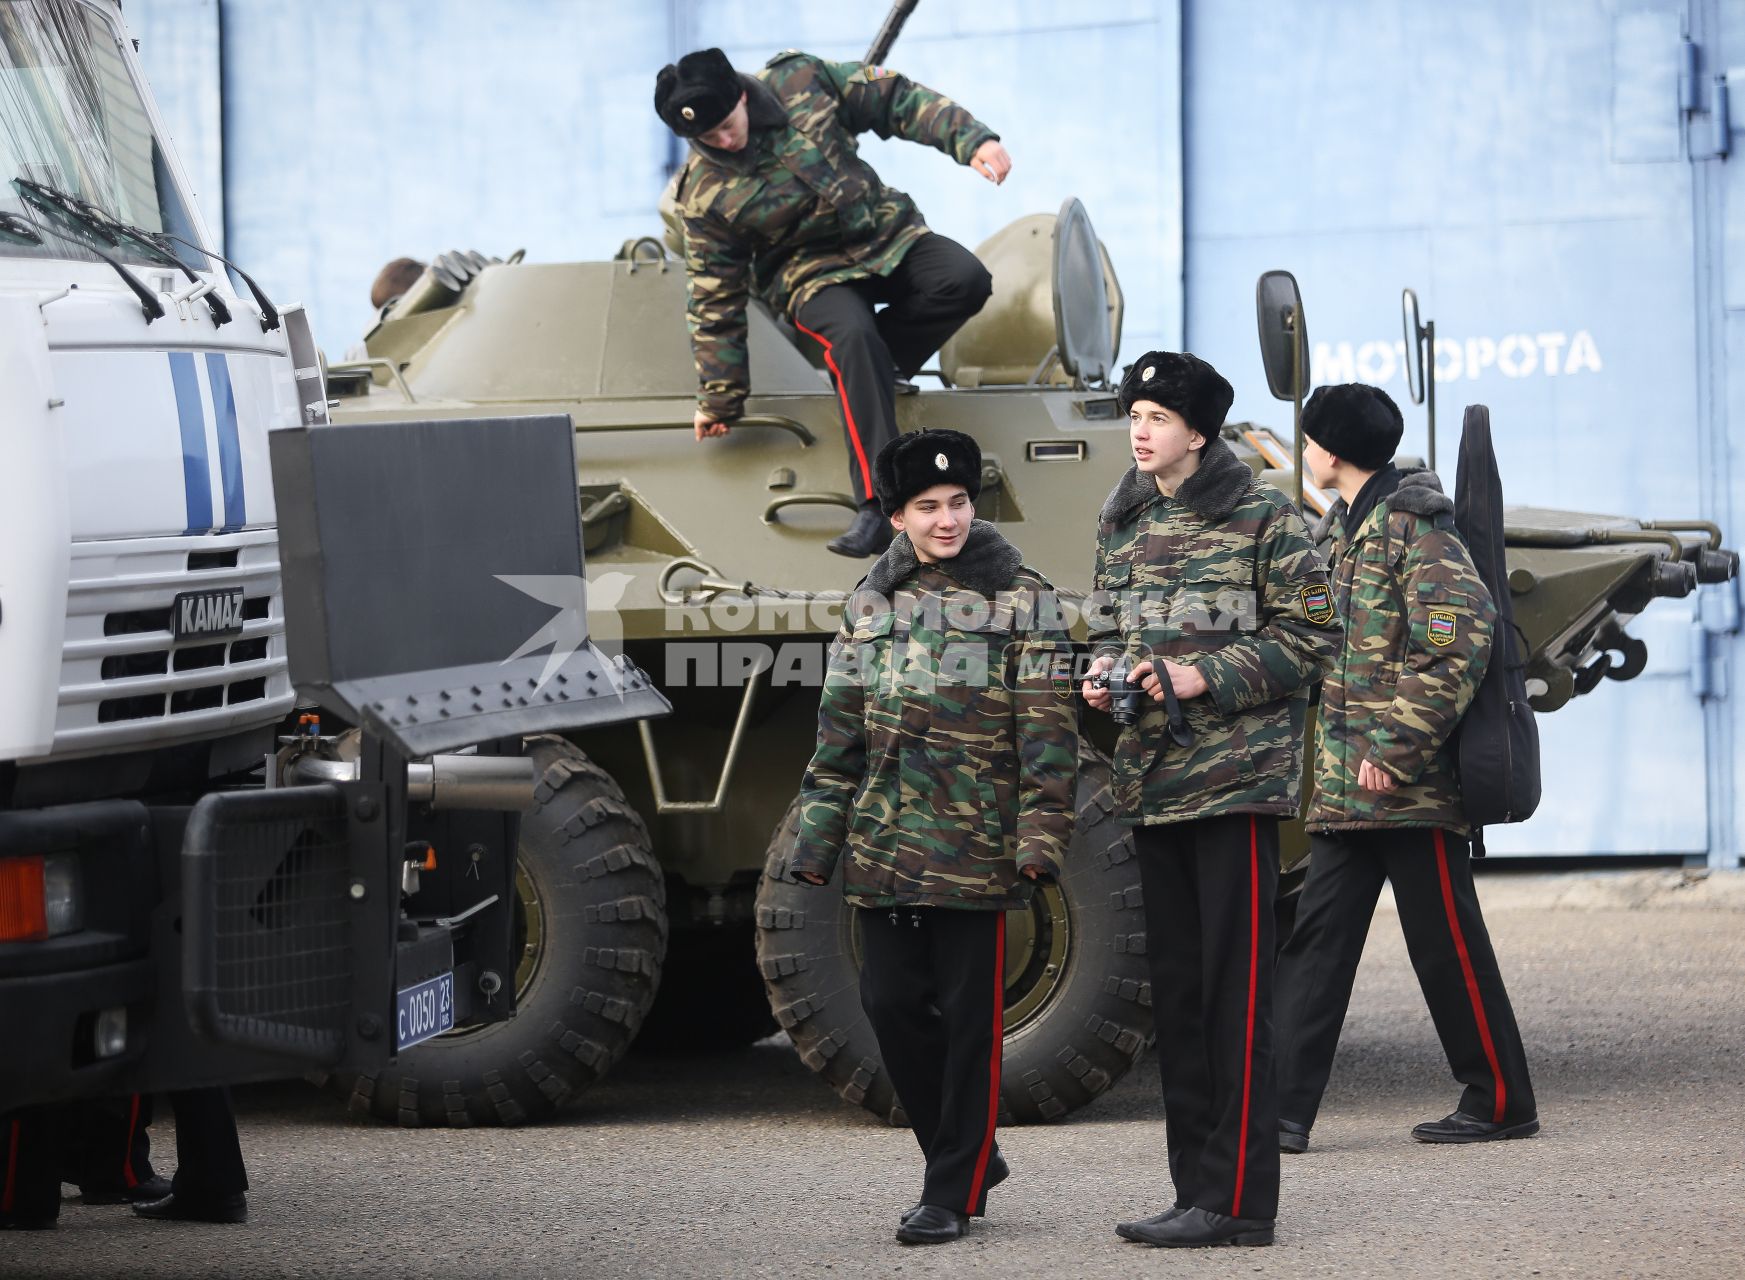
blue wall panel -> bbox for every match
[1184,0,1722,856]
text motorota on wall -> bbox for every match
[1313,328,1603,389]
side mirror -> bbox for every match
[1255,270,1308,402]
[1255,270,1309,506]
[1402,288,1426,405]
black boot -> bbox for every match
[1411,1111,1540,1144]
[827,501,893,559]
[1278,1119,1311,1154]
[1115,1203,1189,1242]
[896,1204,965,1245]
[1124,1205,1274,1248]
[133,1191,248,1224]
[903,1146,1009,1223]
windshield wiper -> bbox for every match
[10,182,164,322]
[150,231,281,333]
[0,211,43,246]
[13,178,229,326]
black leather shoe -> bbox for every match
[894,378,920,396]
[896,1204,965,1245]
[827,502,894,558]
[132,1191,248,1224]
[1279,1119,1311,1154]
[1412,1111,1540,1144]
[1124,1205,1274,1248]
[902,1146,1009,1223]
[81,1175,172,1206]
[1115,1203,1188,1242]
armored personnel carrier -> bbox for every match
[320,196,1733,1128]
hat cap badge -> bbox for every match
[681,105,695,120]
[1142,365,1155,380]
[934,452,948,470]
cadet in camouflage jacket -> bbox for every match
[673,51,999,424]
[789,520,1079,909]
[1304,467,1496,834]
[1275,384,1536,1150]
[1087,433,1341,826]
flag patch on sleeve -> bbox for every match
[1300,583,1335,625]
[1427,610,1457,646]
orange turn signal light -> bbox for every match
[421,847,438,871]
[0,856,49,942]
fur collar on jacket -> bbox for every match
[1311,465,1452,543]
[1098,434,1254,528]
[861,518,1024,600]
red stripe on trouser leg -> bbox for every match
[1434,829,1507,1123]
[3,1119,18,1213]
[122,1093,141,1187]
[964,913,1006,1213]
[792,319,874,500]
[1231,815,1260,1218]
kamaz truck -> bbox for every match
[0,0,666,1113]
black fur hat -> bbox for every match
[654,48,741,138]
[1117,351,1234,437]
[1299,383,1404,470]
[874,429,983,516]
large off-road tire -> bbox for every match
[333,736,665,1125]
[755,746,1150,1124]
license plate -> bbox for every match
[396,971,455,1051]
[171,587,246,640]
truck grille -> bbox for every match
[52,531,293,758]
[182,785,354,1062]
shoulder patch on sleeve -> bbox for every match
[1300,583,1335,625]
[1427,610,1458,646]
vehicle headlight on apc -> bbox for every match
[0,853,84,941]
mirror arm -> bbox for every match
[1290,306,1305,510]
[1425,318,1437,474]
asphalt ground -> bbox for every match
[5,869,1743,1279]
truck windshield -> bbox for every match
[0,0,201,264]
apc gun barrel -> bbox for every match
[865,0,920,65]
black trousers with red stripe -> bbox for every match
[60,1092,156,1194]
[793,233,993,505]
[1,1088,244,1222]
[1274,827,1537,1130]
[857,905,1005,1216]
[1135,814,1280,1222]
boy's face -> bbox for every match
[696,94,750,151]
[892,484,973,562]
[1128,399,1203,475]
[1304,437,1339,489]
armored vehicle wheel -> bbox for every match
[755,746,1149,1124]
[331,736,666,1125]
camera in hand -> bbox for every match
[1092,662,1144,727]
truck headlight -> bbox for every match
[0,853,84,941]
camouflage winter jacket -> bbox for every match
[675,51,997,422]
[1306,469,1495,834]
[787,521,1078,909]
[1086,437,1340,825]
